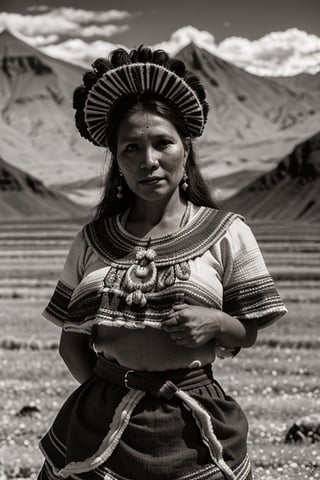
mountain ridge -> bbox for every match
[224,131,320,222]
[0,29,98,188]
[0,155,85,219]
[177,43,320,137]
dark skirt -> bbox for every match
[38,366,252,480]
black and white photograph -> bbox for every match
[0,1,319,479]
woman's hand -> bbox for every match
[162,304,258,350]
[161,304,222,348]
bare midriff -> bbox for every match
[93,325,216,371]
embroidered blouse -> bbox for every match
[43,204,287,337]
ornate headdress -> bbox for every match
[73,46,209,147]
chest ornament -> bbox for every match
[123,247,157,307]
[103,246,191,308]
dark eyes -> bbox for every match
[123,139,173,153]
[125,144,138,152]
[157,139,172,148]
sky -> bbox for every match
[1,0,320,76]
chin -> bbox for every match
[135,186,173,202]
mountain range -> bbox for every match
[0,29,98,188]
[176,44,320,180]
[225,132,320,222]
[0,155,84,219]
[0,29,319,220]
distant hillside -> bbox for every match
[53,175,104,207]
[224,132,320,222]
[270,71,320,93]
[0,29,99,188]
[176,44,320,176]
[0,156,84,219]
[177,44,320,139]
[212,169,262,200]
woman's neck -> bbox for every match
[131,191,186,225]
[125,191,188,237]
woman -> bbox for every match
[38,46,287,480]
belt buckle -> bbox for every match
[124,370,135,390]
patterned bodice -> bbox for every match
[72,207,239,331]
[43,205,287,334]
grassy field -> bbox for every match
[0,220,319,480]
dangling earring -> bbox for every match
[181,168,189,191]
[116,170,124,199]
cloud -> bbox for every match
[24,34,60,47]
[153,26,217,55]
[0,12,76,36]
[1,9,319,77]
[0,8,132,38]
[217,28,320,75]
[34,24,217,69]
[40,39,122,67]
[53,7,132,24]
[22,25,320,75]
[79,24,129,38]
[152,26,320,76]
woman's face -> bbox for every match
[116,110,189,203]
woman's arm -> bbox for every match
[59,330,97,383]
[214,311,257,348]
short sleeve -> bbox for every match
[221,217,287,329]
[42,229,87,327]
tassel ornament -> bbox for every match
[181,170,189,191]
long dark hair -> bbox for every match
[94,96,219,219]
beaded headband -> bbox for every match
[83,62,206,146]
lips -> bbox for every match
[139,176,163,184]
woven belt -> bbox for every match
[94,355,214,400]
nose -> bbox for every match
[140,147,159,170]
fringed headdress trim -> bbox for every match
[84,62,205,146]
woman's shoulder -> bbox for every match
[176,204,246,256]
[194,204,244,229]
[82,211,115,229]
